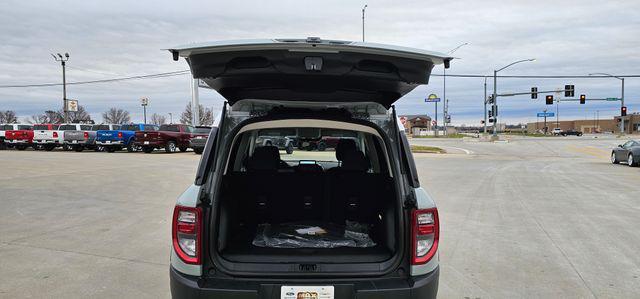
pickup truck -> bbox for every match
[32,124,63,151]
[1,124,19,150]
[96,123,159,152]
[63,123,98,152]
[189,126,211,154]
[134,124,194,153]
[4,124,34,150]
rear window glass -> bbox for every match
[34,125,49,130]
[194,127,211,134]
[59,125,77,130]
[2,125,15,130]
[92,125,110,131]
[121,125,140,131]
[18,125,33,130]
[80,125,92,130]
[144,125,159,131]
[160,125,179,132]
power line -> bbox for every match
[0,70,190,88]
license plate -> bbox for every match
[280,286,334,299]
[144,141,149,145]
[106,141,111,144]
[72,140,77,144]
[196,136,203,139]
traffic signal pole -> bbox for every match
[483,76,487,134]
[493,70,497,136]
[621,78,625,133]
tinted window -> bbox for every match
[59,125,77,130]
[92,125,110,131]
[81,125,92,130]
[3,125,14,130]
[34,125,49,130]
[113,125,121,130]
[194,127,211,134]
[144,125,159,131]
[52,125,60,130]
[160,125,180,132]
[121,125,140,131]
[18,125,33,130]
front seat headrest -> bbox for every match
[340,150,370,172]
[335,138,357,161]
[247,146,280,171]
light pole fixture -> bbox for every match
[362,4,368,42]
[52,52,70,123]
[589,72,625,134]
[492,58,536,136]
[442,42,468,136]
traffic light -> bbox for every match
[564,84,575,97]
[492,105,498,117]
[546,95,554,105]
[622,106,627,116]
[489,118,495,123]
[531,87,538,99]
[488,110,493,118]
[580,94,586,104]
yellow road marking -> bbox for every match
[566,145,609,159]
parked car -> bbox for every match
[134,124,194,153]
[167,38,447,298]
[551,128,563,135]
[32,124,63,151]
[4,124,34,150]
[96,123,159,153]
[63,123,98,152]
[611,140,640,167]
[255,128,296,154]
[189,126,211,155]
[561,130,583,136]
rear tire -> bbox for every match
[165,141,177,153]
[127,140,137,152]
[611,152,619,164]
[179,146,188,152]
[16,145,27,151]
[286,143,294,154]
[62,144,71,151]
[74,145,83,152]
[628,154,637,167]
[143,146,154,153]
[194,148,203,155]
[317,141,326,151]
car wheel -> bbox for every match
[127,141,137,152]
[95,146,104,152]
[317,142,326,151]
[0,142,6,150]
[143,146,154,153]
[74,145,83,152]
[45,145,55,151]
[286,143,294,154]
[628,154,637,167]
[194,148,203,155]
[106,147,117,153]
[165,141,177,153]
[179,146,188,152]
[611,152,619,164]
[17,145,27,151]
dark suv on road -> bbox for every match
[168,38,450,299]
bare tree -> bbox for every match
[27,110,63,124]
[0,110,18,123]
[150,113,167,125]
[180,102,214,126]
[102,108,131,124]
[60,105,92,123]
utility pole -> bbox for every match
[141,97,149,124]
[191,78,200,127]
[443,43,468,136]
[492,58,536,137]
[483,76,487,134]
[543,109,548,134]
[362,4,368,42]
[556,99,559,129]
[589,73,625,134]
[52,53,70,123]
[434,101,438,137]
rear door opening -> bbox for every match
[209,117,406,276]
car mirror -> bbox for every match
[619,144,623,148]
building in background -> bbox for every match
[526,119,618,134]
[614,113,640,134]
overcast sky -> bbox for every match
[1,0,639,125]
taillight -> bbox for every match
[118,132,123,138]
[412,208,439,265]
[53,132,58,138]
[84,132,89,139]
[172,205,202,264]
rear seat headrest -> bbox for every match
[247,146,280,171]
[335,138,357,161]
[340,150,370,172]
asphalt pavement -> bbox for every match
[1,135,639,298]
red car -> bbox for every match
[134,124,195,153]
[4,124,34,150]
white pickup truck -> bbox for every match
[33,124,81,151]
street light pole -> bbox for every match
[442,43,468,136]
[169,113,173,124]
[492,58,536,137]
[483,76,488,134]
[52,53,70,123]
[589,73,625,134]
[362,4,367,42]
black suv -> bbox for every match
[168,38,450,299]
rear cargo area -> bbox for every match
[213,126,400,268]
[217,170,397,264]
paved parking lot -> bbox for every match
[1,136,639,298]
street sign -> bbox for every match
[606,97,620,101]
[66,99,78,112]
[425,93,440,102]
[141,97,149,106]
[537,112,554,117]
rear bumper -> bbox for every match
[135,140,163,147]
[64,140,92,145]
[170,266,438,299]
[33,140,60,144]
[6,139,31,144]
[96,140,124,145]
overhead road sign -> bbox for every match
[606,97,621,101]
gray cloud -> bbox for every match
[1,0,638,124]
